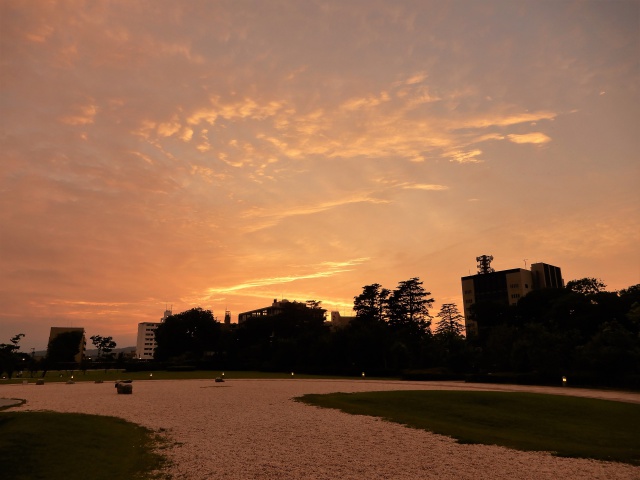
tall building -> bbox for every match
[47,327,86,362]
[135,308,172,360]
[461,255,564,337]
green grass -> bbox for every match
[1,369,382,384]
[297,390,640,465]
[0,409,169,480]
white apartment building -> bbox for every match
[135,309,172,360]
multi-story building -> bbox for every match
[47,327,86,362]
[461,255,564,337]
[135,308,172,360]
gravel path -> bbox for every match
[2,379,639,479]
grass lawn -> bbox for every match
[297,390,640,465]
[0,407,168,480]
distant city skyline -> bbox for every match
[1,1,638,352]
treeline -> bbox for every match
[469,278,640,387]
[145,276,640,388]
[0,331,121,379]
[149,278,470,376]
[3,277,638,389]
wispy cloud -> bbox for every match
[201,258,370,295]
[401,183,450,191]
[59,101,98,126]
[240,195,389,232]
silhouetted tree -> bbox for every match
[432,305,470,372]
[384,278,434,370]
[90,335,117,358]
[469,300,515,344]
[575,321,640,378]
[47,331,83,365]
[353,284,389,324]
[154,307,221,362]
[386,277,433,335]
[235,300,328,372]
[0,334,25,379]
[566,277,607,296]
[435,304,465,337]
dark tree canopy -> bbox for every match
[566,277,607,296]
[353,284,389,324]
[90,335,117,358]
[386,277,434,335]
[0,334,26,378]
[154,307,221,361]
[0,334,25,354]
[47,331,83,363]
[435,303,465,337]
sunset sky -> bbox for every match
[1,0,638,352]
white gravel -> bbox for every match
[2,379,639,479]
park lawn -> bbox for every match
[0,410,169,480]
[297,390,640,465]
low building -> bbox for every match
[238,299,325,324]
[135,308,172,360]
[329,311,356,329]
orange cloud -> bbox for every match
[507,133,552,144]
[402,184,450,191]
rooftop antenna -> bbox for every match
[524,259,528,269]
